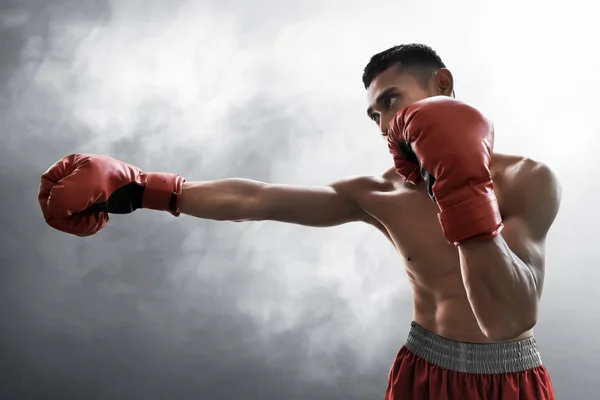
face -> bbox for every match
[366,66,453,137]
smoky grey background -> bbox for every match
[1,0,598,399]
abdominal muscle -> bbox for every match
[371,164,534,343]
[410,273,534,343]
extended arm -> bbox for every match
[38,154,387,236]
[179,176,386,228]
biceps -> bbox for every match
[501,217,546,294]
[502,218,545,266]
[260,184,364,227]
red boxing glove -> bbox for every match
[388,96,503,245]
[387,137,424,185]
[38,154,185,237]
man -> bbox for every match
[38,44,559,399]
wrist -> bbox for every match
[437,190,503,245]
[142,172,185,215]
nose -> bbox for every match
[379,115,391,136]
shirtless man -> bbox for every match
[38,44,560,399]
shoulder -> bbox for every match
[505,156,561,203]
[329,169,403,233]
[331,168,400,196]
[497,154,562,237]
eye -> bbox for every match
[384,96,397,109]
[370,114,380,124]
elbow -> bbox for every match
[484,325,533,342]
[228,192,267,222]
[482,314,537,342]
[477,284,540,342]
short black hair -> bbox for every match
[362,44,446,89]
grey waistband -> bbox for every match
[404,322,543,374]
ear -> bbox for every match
[433,68,454,96]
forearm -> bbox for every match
[458,236,538,341]
[179,179,266,221]
[178,179,363,226]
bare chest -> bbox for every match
[362,181,510,288]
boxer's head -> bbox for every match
[364,44,454,136]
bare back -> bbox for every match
[348,153,538,343]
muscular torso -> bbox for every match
[352,153,534,343]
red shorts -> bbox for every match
[385,322,555,400]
